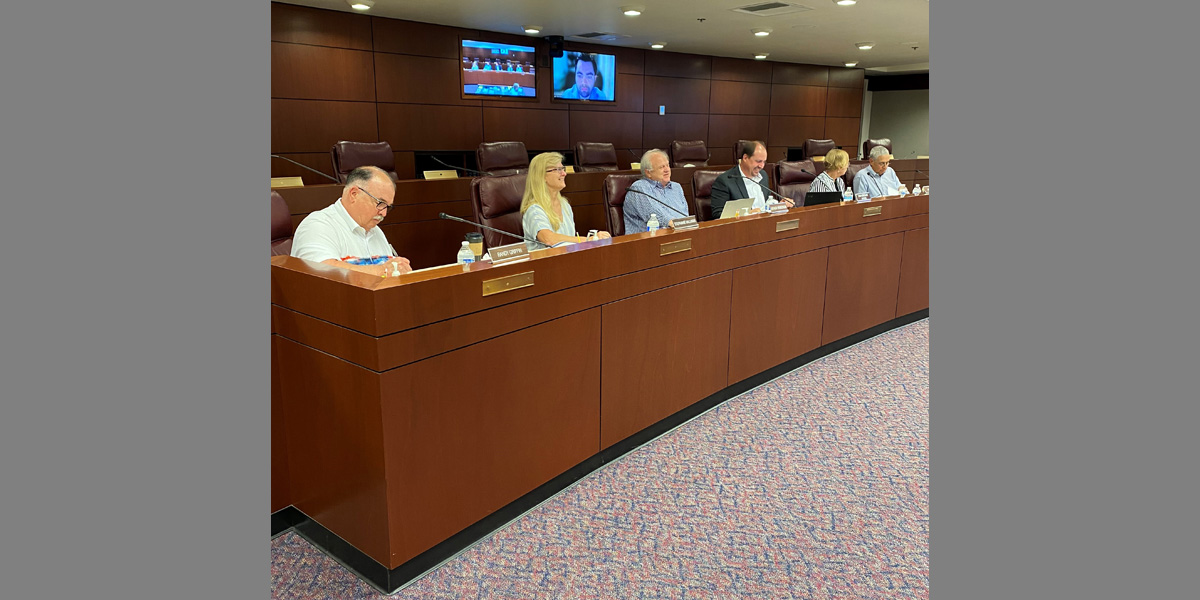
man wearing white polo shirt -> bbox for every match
[290,166,412,277]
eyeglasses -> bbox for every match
[546,166,567,174]
[355,186,395,212]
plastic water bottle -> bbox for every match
[647,213,659,232]
[898,184,909,197]
[911,183,922,195]
[842,188,854,203]
[456,241,475,265]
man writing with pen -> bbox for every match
[623,149,691,233]
[710,140,795,218]
[290,166,413,277]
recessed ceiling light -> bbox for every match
[755,53,769,60]
[856,42,874,50]
[650,42,666,49]
[622,6,643,16]
[844,61,858,67]
[524,26,542,34]
[753,28,772,37]
[836,0,857,6]
[347,0,373,10]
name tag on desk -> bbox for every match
[669,216,698,230]
[489,242,530,265]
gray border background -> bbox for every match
[0,1,266,598]
[1,1,1197,598]
[934,1,1197,598]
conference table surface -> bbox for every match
[271,193,929,590]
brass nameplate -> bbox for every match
[776,219,799,232]
[482,271,534,296]
[565,165,575,174]
[270,176,304,188]
[489,241,530,266]
[423,170,458,180]
[669,216,699,230]
[630,162,641,170]
[863,206,883,217]
[660,239,692,256]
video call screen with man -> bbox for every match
[552,51,616,102]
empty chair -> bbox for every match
[803,139,837,161]
[330,141,399,184]
[271,191,294,256]
[776,160,818,205]
[469,173,528,250]
[669,140,709,168]
[732,139,757,164]
[574,142,620,172]
[690,169,724,222]
[862,138,893,159]
[476,141,529,176]
[601,173,643,237]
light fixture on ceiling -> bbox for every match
[347,0,373,10]
[753,28,772,37]
[650,42,666,49]
[622,6,643,16]
[755,53,769,60]
[523,25,542,34]
[844,61,858,67]
[856,42,874,50]
[835,0,857,6]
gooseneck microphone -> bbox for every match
[437,212,551,248]
[430,155,492,177]
[271,154,342,184]
[623,186,690,218]
[742,176,792,204]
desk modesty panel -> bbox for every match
[271,194,929,590]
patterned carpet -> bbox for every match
[272,319,929,599]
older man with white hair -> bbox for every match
[852,145,904,199]
[623,149,690,234]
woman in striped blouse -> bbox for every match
[809,148,849,195]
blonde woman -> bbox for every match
[520,152,611,248]
[809,148,849,194]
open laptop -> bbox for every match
[717,198,757,219]
[803,191,844,207]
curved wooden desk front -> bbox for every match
[271,194,929,583]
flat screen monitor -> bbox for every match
[461,40,536,98]
[552,51,616,102]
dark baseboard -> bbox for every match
[271,309,928,593]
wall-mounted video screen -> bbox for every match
[461,40,537,98]
[552,51,616,102]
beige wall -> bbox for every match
[868,89,929,158]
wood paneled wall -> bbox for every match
[270,2,864,182]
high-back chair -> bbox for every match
[776,160,818,205]
[862,138,893,159]
[601,173,642,236]
[476,141,529,176]
[690,170,724,222]
[330,141,399,183]
[670,140,709,168]
[802,139,837,161]
[574,142,620,172]
[271,191,294,256]
[469,173,528,249]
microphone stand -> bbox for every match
[437,212,551,248]
[271,154,341,184]
[430,155,492,177]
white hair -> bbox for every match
[869,145,891,162]
[639,149,669,175]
